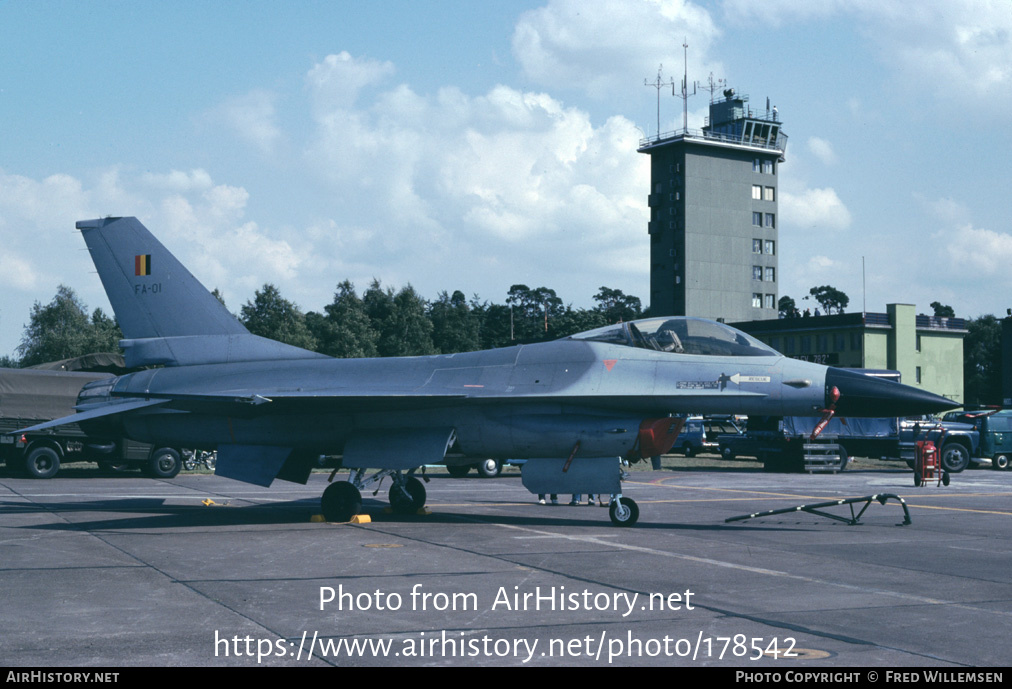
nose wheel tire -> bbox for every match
[609,497,639,527]
[322,481,363,522]
[389,476,427,514]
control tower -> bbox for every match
[638,88,787,321]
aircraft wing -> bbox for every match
[12,398,170,435]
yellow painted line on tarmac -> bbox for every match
[903,504,1012,517]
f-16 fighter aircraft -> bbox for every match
[17,218,957,526]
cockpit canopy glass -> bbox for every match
[567,317,777,357]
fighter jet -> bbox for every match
[17,217,957,526]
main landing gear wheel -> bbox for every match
[446,464,471,478]
[608,497,639,527]
[322,481,363,522]
[389,476,426,514]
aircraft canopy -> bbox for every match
[567,317,777,357]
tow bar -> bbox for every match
[725,493,912,526]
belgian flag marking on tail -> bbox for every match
[135,254,151,276]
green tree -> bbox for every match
[89,308,121,352]
[380,285,436,357]
[361,279,436,356]
[472,300,514,349]
[310,280,378,358]
[592,286,642,324]
[16,285,123,367]
[963,315,1002,407]
[430,290,481,354]
[808,285,849,314]
[930,301,955,318]
[506,284,564,342]
[239,283,316,350]
[778,295,797,318]
[550,307,608,339]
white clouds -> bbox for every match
[512,0,720,99]
[298,51,651,305]
[208,90,283,154]
[0,251,38,291]
[944,224,1012,275]
[141,169,214,192]
[306,51,395,115]
[806,137,836,165]
[0,167,303,354]
[725,0,1012,110]
[780,187,851,229]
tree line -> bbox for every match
[2,282,1003,408]
[3,282,643,367]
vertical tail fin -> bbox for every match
[77,217,248,339]
[77,217,326,367]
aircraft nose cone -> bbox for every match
[825,368,958,417]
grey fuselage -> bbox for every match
[90,337,829,460]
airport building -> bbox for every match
[733,304,967,404]
[638,88,786,322]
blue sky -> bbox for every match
[1,0,1011,358]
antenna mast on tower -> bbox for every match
[644,64,675,138]
[674,39,697,132]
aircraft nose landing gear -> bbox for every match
[608,495,639,527]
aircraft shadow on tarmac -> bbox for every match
[2,493,822,534]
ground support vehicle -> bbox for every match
[943,410,1012,471]
[1,367,179,478]
[913,438,950,487]
[898,417,980,474]
[679,416,744,457]
[717,417,858,472]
